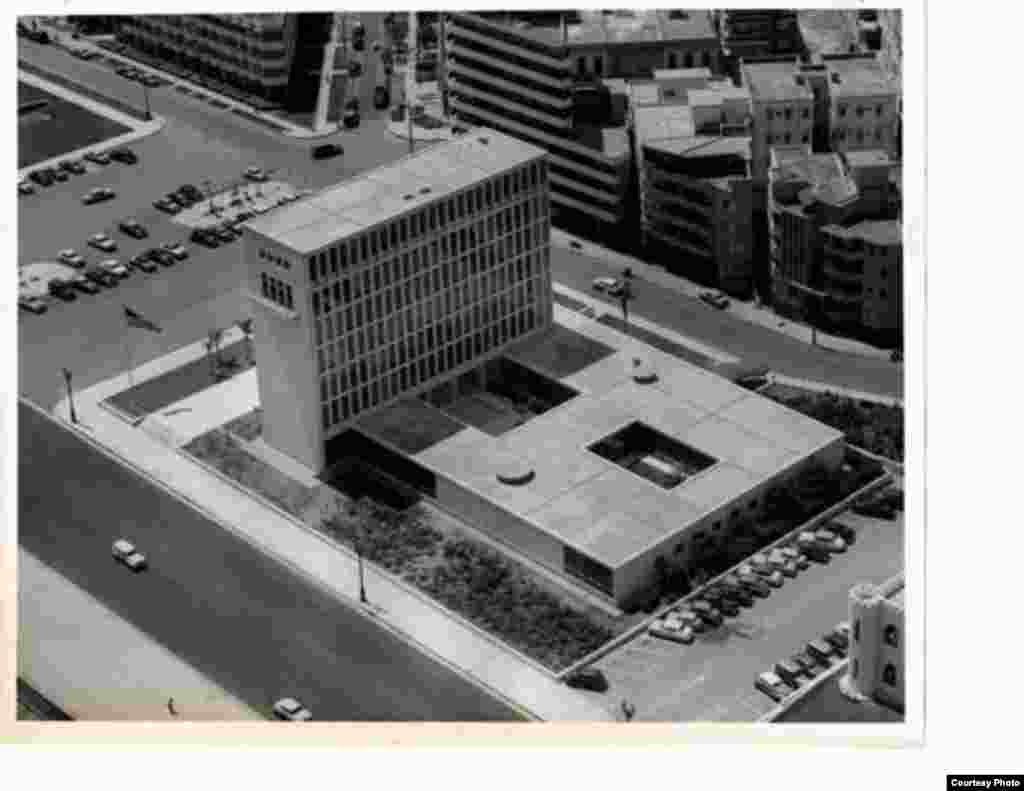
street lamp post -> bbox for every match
[61,367,78,425]
[356,542,368,605]
[142,83,152,121]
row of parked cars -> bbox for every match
[755,622,852,704]
[20,148,138,196]
[153,182,205,215]
[647,523,857,646]
[114,63,167,88]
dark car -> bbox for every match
[59,159,87,175]
[52,167,69,182]
[118,219,148,239]
[690,600,723,628]
[373,84,391,109]
[109,148,139,164]
[29,169,56,187]
[149,248,177,267]
[84,150,111,166]
[348,60,363,77]
[351,22,366,51]
[84,266,118,288]
[774,659,804,688]
[806,639,836,666]
[178,184,203,202]
[82,187,116,205]
[19,294,49,314]
[70,274,101,294]
[564,668,608,693]
[343,109,361,129]
[791,652,823,679]
[736,573,772,598]
[48,278,77,300]
[129,253,159,273]
[832,522,857,544]
[153,197,182,214]
[190,228,221,248]
[312,142,344,160]
[715,583,754,607]
[824,628,850,654]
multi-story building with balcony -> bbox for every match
[741,59,815,179]
[716,10,804,74]
[846,577,905,711]
[823,54,900,156]
[445,10,722,234]
[117,13,334,110]
[243,129,552,473]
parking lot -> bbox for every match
[588,511,904,721]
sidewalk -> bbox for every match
[55,331,613,722]
[764,373,903,408]
[18,68,165,178]
[19,550,260,722]
[552,229,896,362]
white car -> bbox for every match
[755,671,790,702]
[273,697,312,721]
[648,613,695,644]
[161,242,189,260]
[112,539,147,571]
[592,277,624,296]
[100,258,130,278]
[88,233,117,252]
[244,166,268,182]
[58,249,87,268]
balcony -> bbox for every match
[646,178,711,210]
[447,22,570,75]
[447,51,573,107]
[447,77,572,130]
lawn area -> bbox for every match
[106,340,252,419]
[17,77,133,168]
[355,397,466,455]
[184,429,318,518]
[597,314,718,371]
[761,384,904,462]
[506,323,615,378]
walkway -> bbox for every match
[19,550,260,721]
[54,329,613,722]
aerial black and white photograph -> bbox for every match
[7,1,931,759]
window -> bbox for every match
[576,55,586,76]
[884,625,899,648]
[850,658,858,679]
[854,619,860,643]
[882,663,898,686]
[765,108,774,121]
[667,52,677,69]
[802,108,810,119]
[784,108,792,121]
[876,104,884,116]
[802,133,810,144]
[838,104,847,117]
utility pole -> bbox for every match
[406,10,417,155]
[61,368,78,424]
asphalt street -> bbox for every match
[592,512,904,721]
[18,401,523,722]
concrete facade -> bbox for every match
[847,579,905,710]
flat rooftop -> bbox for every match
[472,10,717,48]
[654,67,712,81]
[844,148,897,169]
[825,219,902,247]
[245,129,545,253]
[646,134,751,161]
[772,149,857,208]
[827,56,898,97]
[742,60,812,102]
[398,309,842,570]
[634,104,695,142]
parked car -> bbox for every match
[673,608,705,633]
[649,613,695,645]
[715,598,740,617]
[129,253,158,273]
[109,148,139,164]
[312,143,344,160]
[762,570,785,588]
[754,671,790,703]
[153,197,181,214]
[84,150,111,165]
[59,159,87,175]
[99,258,130,278]
[714,582,754,607]
[149,248,177,267]
[699,290,730,309]
[825,626,850,654]
[244,166,268,182]
[734,572,771,597]
[69,272,101,294]
[272,697,312,721]
[115,65,136,78]
[806,638,836,666]
[161,242,189,260]
[82,187,116,205]
[564,667,609,692]
[118,219,148,239]
[778,545,810,570]
[348,59,363,77]
[351,21,366,51]
[112,539,148,571]
[373,84,391,109]
[57,249,87,268]
[19,294,48,314]
[88,233,117,252]
[343,108,361,129]
[211,226,236,243]
[18,180,35,195]
[592,277,625,296]
[814,529,847,553]
[690,600,723,628]
[791,652,823,679]
[178,183,204,202]
[796,531,833,562]
[52,167,69,182]
[774,659,804,688]
[141,74,162,87]
[190,228,221,248]
[832,522,857,544]
[48,278,77,300]
[29,169,56,187]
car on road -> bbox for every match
[713,582,754,607]
[791,652,823,679]
[343,107,361,129]
[109,148,139,165]
[118,219,149,239]
[19,294,48,314]
[84,150,111,166]
[99,258,130,278]
[690,600,724,628]
[153,197,182,214]
[774,659,805,688]
[69,272,101,294]
[806,638,836,666]
[88,233,117,252]
[57,249,87,268]
[148,248,177,267]
[778,545,810,570]
[649,614,695,645]
[699,290,730,310]
[177,184,204,203]
[374,85,391,109]
[211,226,236,244]
[734,572,772,598]
[564,668,609,693]
[161,242,189,260]
[244,166,269,182]
[190,228,221,248]
[312,143,344,160]
[47,278,77,300]
[18,180,35,195]
[29,169,56,187]
[112,539,148,571]
[814,528,847,553]
[592,276,626,296]
[273,697,312,721]
[141,74,162,87]
[754,671,790,703]
[82,187,116,205]
[825,625,850,654]
[59,159,87,175]
[831,522,857,545]
[129,253,159,273]
[52,167,69,182]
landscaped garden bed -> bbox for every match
[761,384,904,461]
[596,314,718,371]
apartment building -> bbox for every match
[847,578,905,711]
[117,13,334,110]
[741,59,815,180]
[769,147,902,340]
[717,10,803,71]
[824,55,900,156]
[445,10,721,232]
[243,129,552,473]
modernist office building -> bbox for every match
[445,10,723,231]
[244,129,552,473]
[117,13,336,110]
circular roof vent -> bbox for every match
[419,186,432,195]
[403,194,414,200]
[478,136,489,145]
[632,357,658,384]
[496,458,535,486]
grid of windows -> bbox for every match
[260,272,294,309]
[259,248,292,270]
[308,161,551,430]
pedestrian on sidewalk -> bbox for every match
[620,699,635,722]
[167,697,178,717]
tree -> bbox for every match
[205,328,225,378]
[236,318,254,366]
